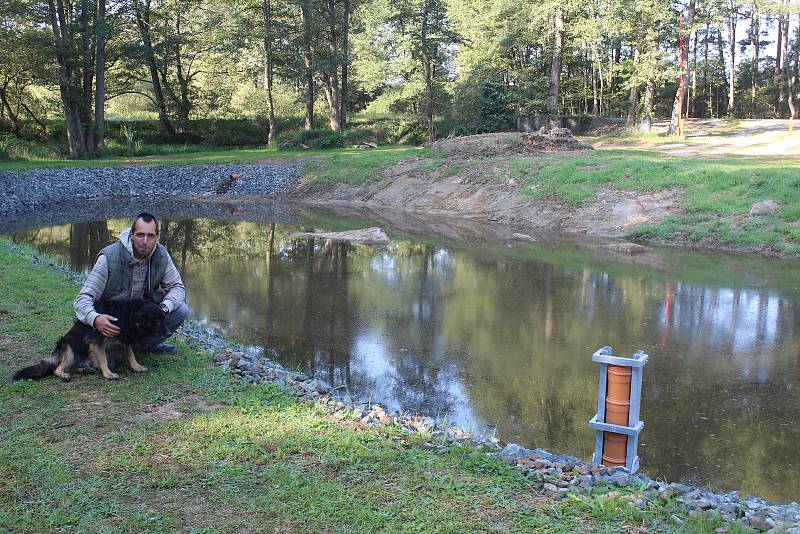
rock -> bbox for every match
[549,127,572,137]
[671,515,684,526]
[543,483,559,494]
[659,483,690,499]
[599,243,648,254]
[749,199,781,217]
[290,227,390,247]
[609,472,630,487]
[696,499,714,511]
[501,443,533,457]
[511,233,537,242]
[746,510,773,532]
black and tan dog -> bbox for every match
[12,299,168,381]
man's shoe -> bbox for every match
[148,343,177,354]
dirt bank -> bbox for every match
[294,132,681,241]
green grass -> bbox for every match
[522,149,800,253]
[302,146,425,185]
[0,145,421,172]
[0,237,739,532]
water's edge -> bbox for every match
[6,239,799,531]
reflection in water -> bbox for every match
[11,217,800,502]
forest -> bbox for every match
[1,0,799,157]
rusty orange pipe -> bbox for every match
[602,364,632,467]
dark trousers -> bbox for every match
[137,303,190,349]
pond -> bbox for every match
[6,199,800,502]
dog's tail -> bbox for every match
[11,346,61,380]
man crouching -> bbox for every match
[75,212,189,354]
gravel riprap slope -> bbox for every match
[0,162,301,216]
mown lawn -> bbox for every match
[0,145,422,173]
[0,238,741,533]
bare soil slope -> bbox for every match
[297,131,679,239]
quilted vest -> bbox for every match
[97,241,169,304]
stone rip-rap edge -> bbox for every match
[0,162,303,217]
[181,320,800,533]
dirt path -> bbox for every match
[593,118,800,157]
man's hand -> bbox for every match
[94,314,120,338]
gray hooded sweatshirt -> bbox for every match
[74,229,186,327]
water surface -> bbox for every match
[10,205,800,501]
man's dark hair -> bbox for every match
[131,212,159,236]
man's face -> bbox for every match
[131,219,158,259]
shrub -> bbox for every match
[387,120,427,145]
[274,128,346,150]
[341,126,389,145]
[0,133,61,161]
[196,119,265,146]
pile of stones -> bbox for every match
[0,162,301,216]
[182,320,800,533]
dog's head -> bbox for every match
[130,300,170,341]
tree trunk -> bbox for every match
[48,0,84,158]
[300,0,314,129]
[751,5,759,103]
[726,3,737,115]
[134,0,175,139]
[546,6,564,129]
[786,12,797,121]
[774,10,783,111]
[640,33,658,133]
[669,0,695,134]
[262,0,277,144]
[173,9,191,129]
[340,0,349,129]
[592,54,599,117]
[689,30,697,117]
[0,81,22,135]
[717,26,728,114]
[421,0,434,141]
[80,0,95,150]
[626,46,640,126]
[326,0,341,131]
[94,0,105,149]
[704,21,711,117]
[778,8,789,113]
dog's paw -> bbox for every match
[132,365,148,373]
[103,372,120,380]
[57,373,71,382]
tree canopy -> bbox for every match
[2,0,800,155]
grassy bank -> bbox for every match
[518,149,800,255]
[0,238,741,533]
[0,145,420,172]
